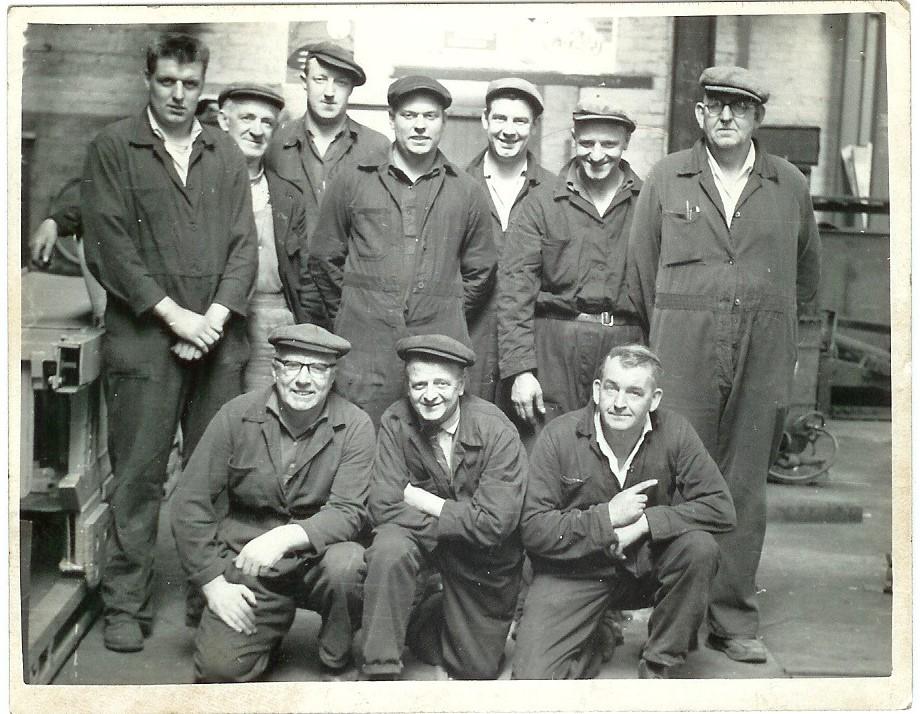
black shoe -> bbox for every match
[705,633,767,663]
[104,619,144,653]
[638,658,669,679]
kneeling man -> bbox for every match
[362,335,527,679]
[172,324,375,682]
[513,344,735,679]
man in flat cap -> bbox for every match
[310,75,496,426]
[498,97,645,439]
[172,323,375,682]
[465,78,553,405]
[360,334,527,679]
[266,41,389,273]
[627,66,820,663]
[82,32,257,652]
[513,344,735,679]
[217,83,322,392]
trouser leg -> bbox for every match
[361,525,425,676]
[101,333,184,628]
[641,531,720,667]
[512,574,611,680]
[193,565,296,683]
[299,541,367,669]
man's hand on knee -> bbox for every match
[202,575,257,635]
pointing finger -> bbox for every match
[625,479,658,493]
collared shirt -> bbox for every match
[304,117,349,197]
[483,153,528,231]
[565,162,626,218]
[251,169,283,294]
[594,411,653,488]
[146,106,203,185]
[266,389,326,478]
[431,407,461,472]
[706,142,756,227]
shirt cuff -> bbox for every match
[591,502,620,550]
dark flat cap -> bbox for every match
[572,99,636,133]
[699,66,769,104]
[387,75,452,110]
[218,83,285,111]
[286,40,367,86]
[486,77,544,117]
[395,334,475,367]
[268,323,351,357]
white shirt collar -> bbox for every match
[147,106,202,144]
[482,151,527,180]
[594,411,653,488]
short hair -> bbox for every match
[485,90,538,119]
[597,343,663,384]
[146,33,209,75]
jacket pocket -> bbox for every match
[661,209,704,267]
[351,207,390,260]
[541,238,577,288]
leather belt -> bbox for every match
[574,312,638,327]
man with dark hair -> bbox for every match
[513,344,735,679]
[361,334,527,680]
[82,31,257,652]
[498,98,645,441]
[465,78,552,404]
[310,75,496,426]
[172,324,374,683]
[627,66,820,663]
[266,40,388,273]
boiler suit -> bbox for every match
[626,138,820,639]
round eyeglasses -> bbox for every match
[273,358,334,378]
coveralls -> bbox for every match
[513,405,736,679]
[309,150,496,425]
[362,395,527,679]
[497,159,645,436]
[171,388,375,682]
[626,138,820,639]
[82,111,258,629]
[465,148,553,404]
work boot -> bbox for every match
[705,634,767,663]
[103,618,144,653]
[637,658,669,679]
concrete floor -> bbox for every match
[52,419,892,684]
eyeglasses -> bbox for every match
[701,98,757,118]
[273,358,334,378]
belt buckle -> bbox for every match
[600,311,614,327]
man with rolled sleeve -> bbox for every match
[266,41,389,261]
[361,335,527,680]
[81,32,257,652]
[513,345,735,679]
[627,66,820,663]
[465,78,553,403]
[172,324,375,682]
[498,98,645,441]
[310,76,496,426]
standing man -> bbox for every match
[513,345,735,679]
[82,33,257,652]
[216,83,322,390]
[310,76,496,426]
[266,41,389,267]
[172,324,374,682]
[497,99,645,441]
[465,78,552,404]
[361,335,527,680]
[627,66,821,663]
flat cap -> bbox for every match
[395,334,475,367]
[699,65,769,104]
[387,75,452,110]
[287,40,367,87]
[486,77,544,117]
[218,83,285,111]
[572,99,636,133]
[268,323,351,357]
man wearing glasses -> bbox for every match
[627,66,821,664]
[172,324,375,682]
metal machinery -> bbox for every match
[20,271,112,684]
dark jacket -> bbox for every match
[497,159,643,380]
[465,149,553,401]
[370,394,527,565]
[521,404,736,579]
[82,110,257,321]
[265,114,389,239]
[171,388,375,588]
